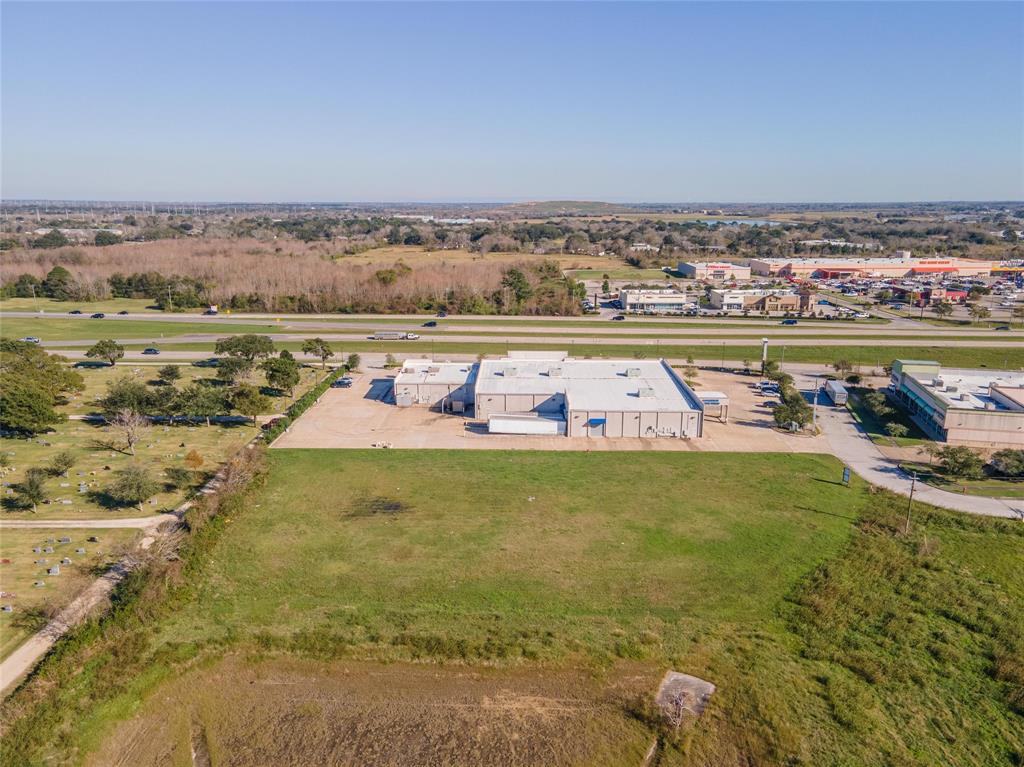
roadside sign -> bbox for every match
[842,466,851,485]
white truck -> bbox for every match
[372,331,419,340]
[823,379,849,406]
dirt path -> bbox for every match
[0,514,174,530]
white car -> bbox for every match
[19,336,41,344]
[853,312,870,319]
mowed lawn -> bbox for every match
[161,450,860,656]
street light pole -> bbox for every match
[905,472,917,535]
[811,376,819,430]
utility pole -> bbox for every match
[904,472,917,535]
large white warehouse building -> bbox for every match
[393,353,705,439]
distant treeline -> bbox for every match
[0,245,585,315]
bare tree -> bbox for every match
[110,409,150,456]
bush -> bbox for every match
[936,446,985,480]
[884,422,908,439]
[989,449,1024,478]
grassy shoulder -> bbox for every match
[0,528,139,660]
[0,316,285,342]
[95,340,1024,369]
[899,460,1024,499]
[3,450,1022,767]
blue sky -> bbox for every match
[2,1,1021,202]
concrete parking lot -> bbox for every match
[272,367,831,453]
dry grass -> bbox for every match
[84,656,659,767]
[1,239,614,313]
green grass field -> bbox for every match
[0,528,139,660]
[159,451,860,652]
[94,339,1024,370]
[5,449,1022,767]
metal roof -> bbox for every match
[476,358,702,412]
[394,360,477,387]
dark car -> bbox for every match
[331,376,354,388]
[142,347,160,355]
[611,314,626,321]
[422,320,437,327]
[437,311,448,318]
[780,319,798,325]
[68,309,83,315]
[994,325,1011,331]
[90,313,105,319]
[203,309,218,316]
[261,417,285,432]
[117,310,129,315]
[192,357,220,368]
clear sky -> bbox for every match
[2,1,1021,203]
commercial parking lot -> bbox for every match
[272,366,832,453]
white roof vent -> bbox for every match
[505,367,518,377]
[626,368,641,377]
[637,386,655,398]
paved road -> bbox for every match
[10,308,1021,338]
[815,401,1024,520]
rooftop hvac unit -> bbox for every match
[427,366,440,374]
[504,367,518,377]
[626,368,641,377]
[637,386,655,398]
[932,378,943,387]
[946,386,959,394]
[548,367,563,377]
[985,402,996,410]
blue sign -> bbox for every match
[842,466,851,485]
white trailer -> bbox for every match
[373,331,419,340]
[824,379,848,405]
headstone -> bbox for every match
[61,558,72,565]
[32,547,41,554]
[87,536,98,543]
[47,566,60,576]
[60,483,70,487]
[59,537,70,543]
[43,546,54,554]
[1,605,12,613]
[75,548,86,554]
[36,558,47,565]
[33,581,45,588]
